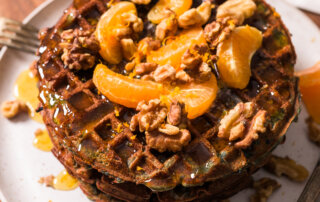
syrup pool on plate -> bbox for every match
[14,69,43,123]
[33,129,53,152]
[53,169,79,191]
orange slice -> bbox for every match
[217,25,263,89]
[147,27,206,69]
[177,74,218,119]
[96,2,137,64]
[93,64,218,119]
[147,0,192,24]
[296,61,320,124]
[93,64,168,108]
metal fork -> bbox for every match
[0,17,39,54]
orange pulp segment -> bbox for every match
[296,61,320,124]
[147,0,192,24]
[177,73,218,119]
[96,1,137,64]
[147,27,206,69]
[217,25,263,89]
[93,64,168,108]
[93,64,218,119]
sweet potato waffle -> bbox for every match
[36,0,299,201]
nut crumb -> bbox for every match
[146,129,191,152]
[250,178,281,202]
[1,100,28,119]
[264,155,309,182]
[38,175,54,187]
[306,117,320,146]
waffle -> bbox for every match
[36,0,299,201]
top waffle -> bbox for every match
[37,0,299,197]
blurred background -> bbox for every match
[0,0,319,26]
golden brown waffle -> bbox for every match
[36,0,299,201]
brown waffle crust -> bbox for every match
[36,0,299,201]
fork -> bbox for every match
[0,17,39,54]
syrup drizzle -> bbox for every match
[33,129,53,152]
[14,69,43,123]
[53,169,79,191]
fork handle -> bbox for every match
[298,160,320,202]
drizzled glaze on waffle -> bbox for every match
[36,0,299,201]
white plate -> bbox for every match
[0,0,319,202]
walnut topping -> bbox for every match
[167,100,182,126]
[120,38,137,61]
[218,102,254,140]
[175,70,193,83]
[155,14,178,41]
[306,117,320,146]
[250,178,281,202]
[60,29,99,70]
[158,124,180,135]
[153,64,176,83]
[146,129,191,152]
[130,99,167,132]
[130,0,151,5]
[204,18,234,48]
[264,155,309,182]
[181,48,203,70]
[1,100,28,119]
[198,62,212,81]
[135,63,158,75]
[235,110,267,149]
[38,175,54,187]
[121,13,144,33]
[178,2,212,28]
[217,0,257,25]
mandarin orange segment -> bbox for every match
[96,1,137,64]
[296,61,320,124]
[177,73,218,119]
[93,64,168,108]
[147,27,206,69]
[147,0,192,24]
[217,25,263,89]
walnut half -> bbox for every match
[264,155,309,182]
[146,129,191,152]
[1,100,28,119]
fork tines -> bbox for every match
[0,17,40,54]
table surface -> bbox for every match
[0,0,319,27]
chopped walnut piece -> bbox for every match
[158,124,180,135]
[198,62,212,81]
[167,100,182,126]
[38,175,54,187]
[204,19,234,48]
[181,49,203,70]
[250,178,281,202]
[1,100,28,119]
[264,155,309,182]
[125,60,136,72]
[217,0,257,25]
[155,14,178,41]
[146,129,191,152]
[153,64,176,83]
[130,99,167,132]
[218,102,254,140]
[120,38,137,61]
[178,2,212,28]
[175,70,193,83]
[138,37,161,53]
[121,13,144,33]
[130,0,151,5]
[178,9,204,29]
[135,63,158,75]
[306,117,320,146]
[235,110,267,149]
[59,29,99,70]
